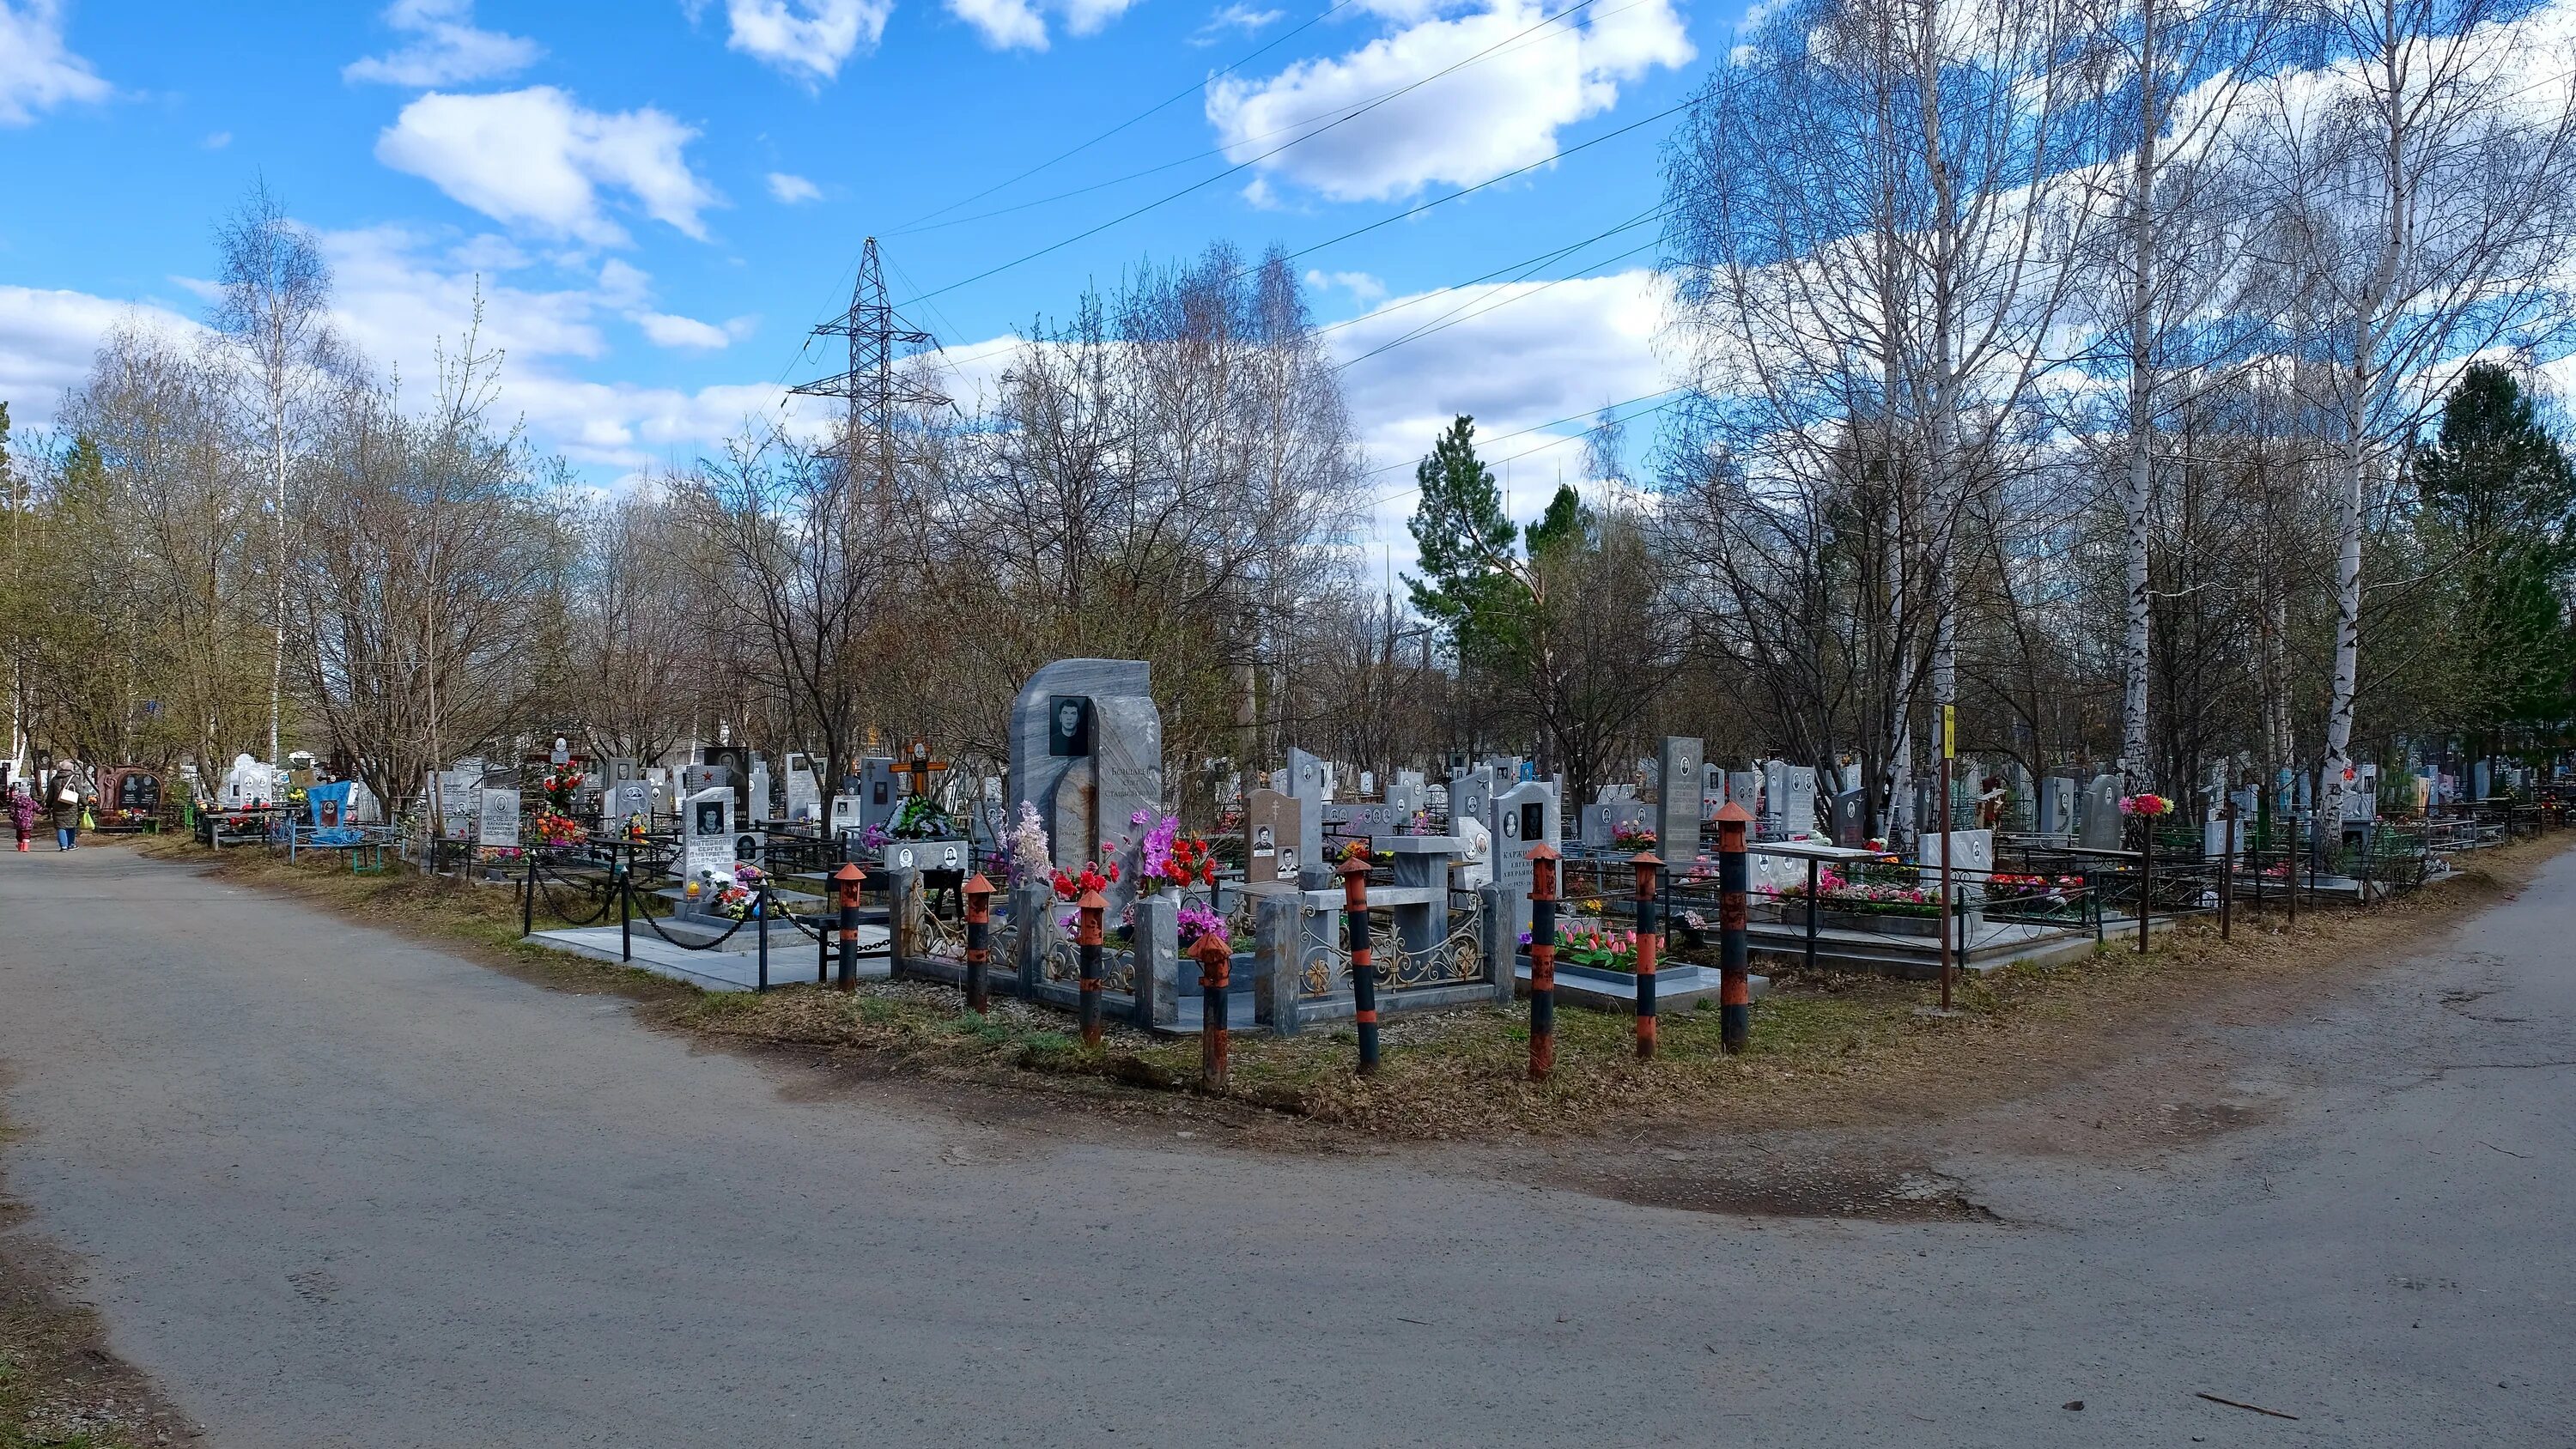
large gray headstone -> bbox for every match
[1286,746,1327,874]
[1781,767,1819,838]
[1388,769,1425,819]
[1656,736,1703,860]
[606,779,653,824]
[783,754,823,825]
[2078,774,2124,851]
[747,758,773,822]
[859,757,899,830]
[1832,788,1867,847]
[2037,775,2075,838]
[1009,662,1163,905]
[477,788,521,846]
[1727,770,1761,813]
[1449,766,1495,834]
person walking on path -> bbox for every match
[45,757,96,852]
[7,782,36,852]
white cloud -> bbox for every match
[344,0,542,87]
[894,270,1667,568]
[0,286,201,428]
[767,170,824,203]
[0,0,109,127]
[203,130,232,149]
[375,87,720,246]
[945,0,1142,51]
[1194,2,1283,43]
[1306,269,1388,302]
[1,230,798,472]
[636,312,734,349]
[725,0,891,82]
[1327,268,1670,552]
[1206,0,1692,202]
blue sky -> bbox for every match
[0,0,1724,553]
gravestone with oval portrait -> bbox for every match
[680,788,736,900]
[1244,787,1299,885]
[1489,777,1560,944]
[1287,746,1327,875]
[477,788,522,847]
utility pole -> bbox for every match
[790,237,946,524]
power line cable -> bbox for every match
[888,0,1368,233]
[894,0,1618,307]
[1313,200,1667,337]
[890,0,1669,239]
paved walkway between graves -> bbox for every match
[3,842,2572,1447]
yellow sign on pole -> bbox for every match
[1941,704,1956,760]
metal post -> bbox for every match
[1077,888,1106,1048]
[963,872,994,1013]
[1527,844,1560,1080]
[2220,805,2237,941]
[1194,932,1231,1089]
[1802,854,1820,975]
[2138,820,2155,954]
[521,841,538,938]
[1632,851,1662,1060]
[834,862,863,992]
[756,878,771,993]
[618,847,632,963]
[1716,803,1752,1054]
[1938,755,1954,1011]
[2287,810,2300,928]
[2090,866,2103,948]
[1340,858,1379,1075]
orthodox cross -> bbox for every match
[900,737,949,798]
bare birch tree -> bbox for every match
[2257,0,2576,829]
[213,180,343,773]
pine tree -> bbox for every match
[2415,363,2576,738]
[1404,416,1530,673]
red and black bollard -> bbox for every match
[1528,843,1561,1081]
[962,872,995,1014]
[834,862,863,992]
[1077,888,1106,1048]
[1194,931,1231,1091]
[1631,850,1663,1060]
[1340,857,1379,1075]
[1716,803,1752,1054]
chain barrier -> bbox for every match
[617,875,756,952]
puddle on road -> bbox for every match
[1548,1160,2002,1222]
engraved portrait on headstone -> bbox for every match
[1049,695,1093,757]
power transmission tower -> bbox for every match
[790,237,946,519]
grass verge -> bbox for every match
[127,829,2574,1143]
[0,1113,196,1447]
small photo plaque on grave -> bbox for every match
[1048,695,1093,757]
